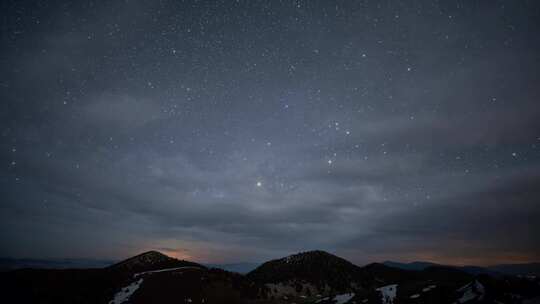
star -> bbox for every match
[256,181,262,187]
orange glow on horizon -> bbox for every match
[382,251,539,267]
[341,248,539,267]
[157,249,193,261]
[133,243,539,266]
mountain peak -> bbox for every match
[278,250,336,263]
[134,250,169,259]
[107,250,201,273]
[247,249,366,295]
[119,250,172,264]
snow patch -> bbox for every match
[134,266,202,278]
[109,278,143,304]
[422,284,437,292]
[376,284,398,304]
[333,293,355,304]
[456,280,485,303]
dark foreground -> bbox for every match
[0,250,539,304]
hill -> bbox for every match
[107,250,203,274]
[0,250,539,304]
[247,250,370,295]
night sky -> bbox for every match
[1,0,539,266]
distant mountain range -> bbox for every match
[0,257,115,271]
[0,250,539,303]
[206,262,260,274]
[383,260,540,277]
[0,256,261,274]
[4,255,537,277]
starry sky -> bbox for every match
[1,0,539,266]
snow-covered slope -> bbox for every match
[109,278,143,304]
[455,280,485,303]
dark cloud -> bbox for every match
[372,170,540,250]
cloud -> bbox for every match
[338,167,540,264]
[1,0,539,265]
[79,94,165,129]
